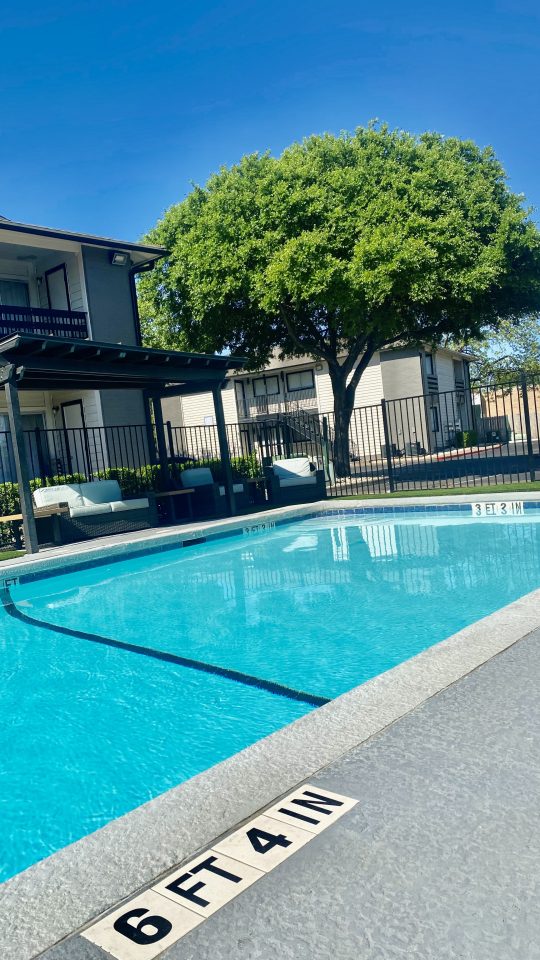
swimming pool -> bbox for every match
[2,506,540,882]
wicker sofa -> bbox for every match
[179,467,250,517]
[32,480,157,543]
[264,456,327,506]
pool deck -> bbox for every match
[38,624,540,960]
[3,493,540,959]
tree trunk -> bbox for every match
[331,377,355,478]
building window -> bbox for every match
[286,369,315,392]
[431,405,440,432]
[252,375,280,397]
[453,359,464,381]
[0,279,30,307]
[425,353,435,376]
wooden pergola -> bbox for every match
[0,333,247,554]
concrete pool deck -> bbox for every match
[2,493,540,959]
[37,624,540,960]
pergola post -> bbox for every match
[212,383,235,516]
[4,374,39,554]
[152,395,171,489]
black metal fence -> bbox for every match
[169,374,540,496]
[0,424,155,491]
[2,374,540,549]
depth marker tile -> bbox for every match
[213,813,315,871]
[152,850,263,918]
[80,788,358,959]
[81,889,203,960]
[264,784,359,834]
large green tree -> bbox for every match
[460,315,540,383]
[139,124,540,475]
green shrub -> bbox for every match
[179,452,262,481]
[93,465,163,495]
[455,430,478,448]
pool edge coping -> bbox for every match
[2,495,540,959]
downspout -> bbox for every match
[129,256,162,463]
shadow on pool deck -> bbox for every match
[41,626,540,960]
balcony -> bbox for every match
[0,304,89,341]
[240,388,318,419]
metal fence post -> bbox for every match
[322,416,335,484]
[380,399,395,493]
[521,374,536,482]
[34,426,47,480]
[166,421,175,459]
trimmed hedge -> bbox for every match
[178,453,262,482]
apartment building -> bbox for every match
[165,345,474,460]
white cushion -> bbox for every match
[33,484,83,509]
[273,457,313,480]
[181,468,214,488]
[109,498,150,513]
[218,484,245,496]
[280,475,317,488]
[70,503,113,518]
[80,480,122,506]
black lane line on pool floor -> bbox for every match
[0,588,329,708]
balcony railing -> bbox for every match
[0,304,89,340]
[240,388,318,419]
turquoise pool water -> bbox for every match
[2,508,540,882]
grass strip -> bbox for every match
[341,482,540,499]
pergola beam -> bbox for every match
[2,355,227,384]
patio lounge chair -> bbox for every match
[32,479,157,543]
[179,467,250,516]
[264,456,327,506]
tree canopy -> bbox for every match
[139,123,540,472]
[461,315,540,383]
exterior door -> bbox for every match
[45,264,70,311]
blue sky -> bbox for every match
[1,0,539,241]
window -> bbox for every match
[431,405,440,432]
[453,359,464,382]
[252,375,280,397]
[425,353,435,376]
[0,279,30,307]
[286,369,315,392]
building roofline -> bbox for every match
[0,218,168,260]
